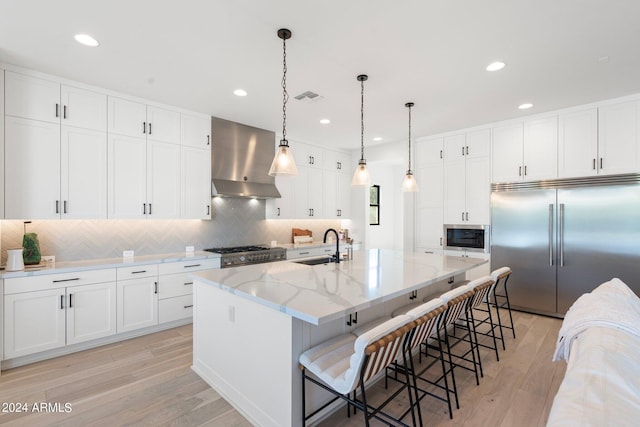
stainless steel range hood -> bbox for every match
[211,116,281,199]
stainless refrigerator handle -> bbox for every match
[548,204,554,266]
[559,203,565,267]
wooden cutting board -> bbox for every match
[292,228,312,243]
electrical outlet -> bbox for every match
[123,250,134,258]
[186,246,195,253]
[41,255,55,263]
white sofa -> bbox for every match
[547,278,640,427]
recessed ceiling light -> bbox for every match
[518,103,533,110]
[373,137,382,141]
[74,34,99,47]
[233,89,247,97]
[319,118,330,124]
[486,61,506,72]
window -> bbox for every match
[369,185,380,225]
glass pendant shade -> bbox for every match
[269,140,298,176]
[402,171,418,192]
[270,28,298,176]
[351,160,372,186]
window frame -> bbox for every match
[369,184,380,226]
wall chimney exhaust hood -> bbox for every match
[211,116,282,199]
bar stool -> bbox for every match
[491,267,516,342]
[300,315,419,426]
[385,298,449,422]
[465,277,499,363]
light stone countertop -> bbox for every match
[0,251,220,279]
[192,248,487,325]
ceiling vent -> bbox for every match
[294,91,323,103]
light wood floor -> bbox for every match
[0,310,565,427]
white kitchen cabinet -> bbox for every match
[598,101,639,175]
[116,265,159,333]
[558,108,598,178]
[181,113,211,149]
[415,137,444,251]
[4,72,108,219]
[323,150,352,219]
[266,175,294,219]
[147,140,181,219]
[293,141,324,169]
[66,282,117,345]
[181,146,212,219]
[4,117,61,219]
[4,288,66,358]
[61,126,108,219]
[108,133,147,218]
[443,129,490,225]
[491,123,523,183]
[107,97,180,142]
[157,259,218,323]
[492,118,558,183]
[523,116,558,181]
[3,269,117,359]
[293,166,324,218]
[1,69,4,218]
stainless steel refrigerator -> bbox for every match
[490,175,640,316]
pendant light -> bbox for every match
[351,74,372,187]
[402,102,419,192]
[269,28,298,176]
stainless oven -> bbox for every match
[443,224,490,253]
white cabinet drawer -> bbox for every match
[158,258,218,275]
[159,295,193,323]
[4,269,116,294]
[158,273,194,299]
[116,264,158,280]
[287,246,337,260]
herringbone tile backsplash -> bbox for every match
[1,199,343,263]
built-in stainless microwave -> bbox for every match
[443,224,490,253]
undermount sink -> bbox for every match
[293,257,335,266]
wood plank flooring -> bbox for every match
[0,310,565,426]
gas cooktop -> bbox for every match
[203,245,287,268]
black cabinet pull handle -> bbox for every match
[592,158,596,170]
[466,212,469,221]
[60,295,64,309]
[207,135,210,145]
[183,264,201,269]
[600,158,603,169]
[440,150,443,159]
[55,103,59,118]
[466,146,469,155]
[143,122,146,134]
[299,251,310,255]
[524,165,527,176]
[131,270,147,274]
[346,313,352,326]
[184,282,193,286]
[148,123,152,135]
[69,293,73,308]
[207,205,210,215]
[519,166,522,176]
[352,312,358,324]
[277,207,280,216]
[63,200,68,214]
[148,203,152,215]
[461,146,464,156]
[143,203,146,215]
[154,281,158,294]
[56,200,60,214]
[184,305,194,309]
[461,212,464,221]
[63,105,67,119]
[52,277,80,283]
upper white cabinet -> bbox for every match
[108,134,147,218]
[181,113,211,149]
[558,108,598,178]
[181,146,212,219]
[597,101,639,175]
[492,117,558,183]
[108,97,179,144]
[523,116,558,181]
[146,140,181,218]
[415,137,444,251]
[268,142,350,220]
[4,71,108,219]
[443,129,490,225]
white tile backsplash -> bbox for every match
[1,199,342,263]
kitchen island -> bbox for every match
[191,249,486,427]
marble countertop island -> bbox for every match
[192,248,485,325]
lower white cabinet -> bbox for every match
[116,276,159,333]
[3,269,117,359]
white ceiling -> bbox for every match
[2,0,640,150]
